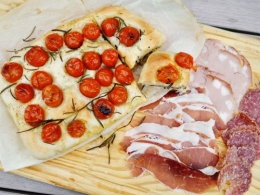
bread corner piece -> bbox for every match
[93,5,166,69]
[138,51,190,93]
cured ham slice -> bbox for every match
[190,39,252,123]
[195,39,252,110]
[127,153,217,194]
[121,91,224,193]
[189,67,236,124]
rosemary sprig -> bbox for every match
[52,28,72,36]
[6,46,33,54]
[9,55,21,61]
[18,118,65,133]
[131,95,141,103]
[9,89,17,100]
[114,16,127,31]
[23,66,39,71]
[0,83,16,94]
[86,111,136,164]
[23,26,36,42]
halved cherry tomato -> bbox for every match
[82,51,101,70]
[119,27,140,47]
[42,84,63,107]
[67,119,86,138]
[82,23,100,41]
[65,58,84,77]
[79,78,100,98]
[45,33,63,51]
[24,104,45,126]
[95,68,114,87]
[108,85,128,106]
[64,31,84,49]
[101,18,119,37]
[157,64,179,84]
[25,46,49,67]
[93,98,114,119]
[42,122,62,143]
[101,48,118,67]
[14,83,34,103]
[1,62,23,83]
[175,52,195,70]
[115,64,134,85]
[31,71,53,90]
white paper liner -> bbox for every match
[0,0,205,171]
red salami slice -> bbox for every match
[218,162,252,195]
[222,124,259,144]
[227,130,259,149]
[226,145,257,167]
[226,112,256,130]
[239,89,260,127]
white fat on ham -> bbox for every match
[189,67,236,123]
[124,123,201,146]
[192,39,252,123]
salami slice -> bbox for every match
[239,89,260,127]
[218,162,252,195]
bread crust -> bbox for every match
[138,51,190,92]
[0,8,149,159]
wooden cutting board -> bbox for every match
[1,25,260,195]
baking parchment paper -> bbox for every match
[0,0,205,171]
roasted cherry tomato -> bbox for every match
[25,46,49,67]
[115,64,134,85]
[93,98,114,119]
[24,104,45,127]
[108,85,128,106]
[31,71,53,90]
[64,31,84,49]
[175,52,195,70]
[42,122,62,143]
[95,68,114,87]
[67,119,86,138]
[1,62,23,83]
[119,27,140,47]
[101,48,118,67]
[65,58,85,77]
[157,64,179,84]
[82,23,100,41]
[14,83,34,103]
[45,33,63,51]
[42,84,63,107]
[82,51,101,70]
[79,78,101,98]
[101,18,119,37]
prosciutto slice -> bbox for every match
[121,91,223,193]
[127,153,217,194]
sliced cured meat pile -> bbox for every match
[190,39,252,124]
[121,91,224,193]
[218,89,260,195]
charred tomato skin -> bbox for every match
[93,98,115,120]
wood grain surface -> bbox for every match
[1,26,260,195]
[0,1,260,195]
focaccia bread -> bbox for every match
[93,5,166,69]
[138,51,191,93]
[0,6,155,160]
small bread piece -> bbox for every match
[138,51,190,93]
[93,5,166,69]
